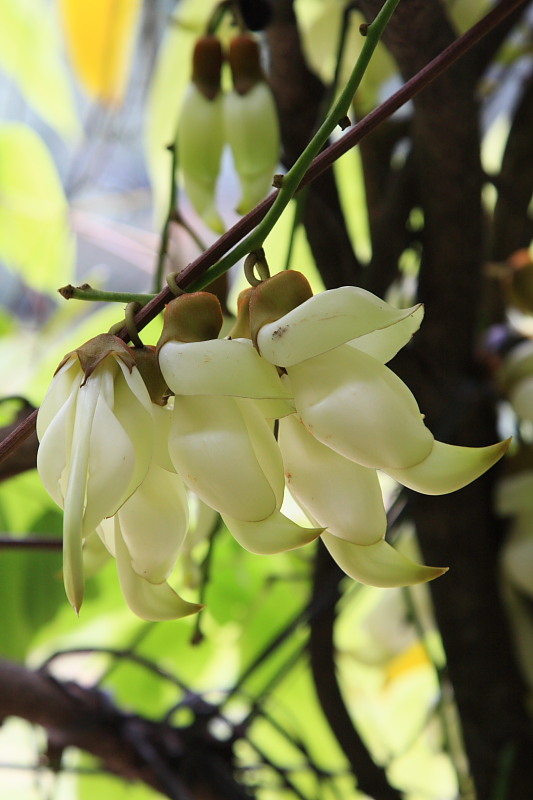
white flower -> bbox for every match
[177,35,225,233]
[37,335,153,612]
[224,34,280,214]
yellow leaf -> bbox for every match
[58,0,142,105]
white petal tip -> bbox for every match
[387,438,511,495]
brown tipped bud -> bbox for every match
[249,270,313,348]
[192,35,223,100]
[132,345,170,406]
[56,333,136,384]
[228,34,264,95]
[157,292,224,354]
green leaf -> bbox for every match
[0,123,75,293]
[0,0,80,139]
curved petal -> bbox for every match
[349,304,424,363]
[83,393,136,534]
[169,395,281,521]
[256,286,422,367]
[223,508,322,554]
[159,338,290,399]
[113,361,154,498]
[118,463,189,583]
[36,357,80,439]
[385,438,510,495]
[62,374,101,612]
[322,532,447,587]
[279,414,386,545]
[37,389,77,507]
[114,520,202,621]
[501,516,533,598]
[82,530,112,577]
[152,404,176,472]
[292,346,433,470]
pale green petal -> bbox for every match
[114,520,201,621]
[223,508,322,554]
[36,357,80,439]
[152,404,175,472]
[322,532,447,588]
[97,519,115,556]
[254,397,296,419]
[159,338,290,399]
[177,85,225,231]
[118,463,189,583]
[256,287,422,367]
[496,470,533,516]
[237,398,285,507]
[169,395,280,521]
[224,82,279,214]
[279,415,386,545]
[292,346,433,470]
[385,438,510,495]
[112,361,154,501]
[349,304,424,363]
[83,394,136,535]
[62,375,101,613]
[501,516,533,598]
[37,389,77,507]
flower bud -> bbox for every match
[224,35,280,214]
[177,36,225,232]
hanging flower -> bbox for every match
[37,334,154,612]
[157,291,322,554]
[224,34,280,214]
[177,35,225,232]
[251,271,508,492]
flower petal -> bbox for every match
[114,520,202,621]
[177,85,225,232]
[118,463,189,583]
[223,508,323,554]
[36,389,77,507]
[291,346,433,470]
[385,438,510,495]
[113,360,154,498]
[169,395,281,521]
[279,414,386,545]
[83,393,136,534]
[349,304,424,363]
[159,338,290,399]
[256,287,422,367]
[36,357,80,438]
[322,532,447,587]
[496,470,533,516]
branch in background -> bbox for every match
[309,543,402,800]
[0,659,250,800]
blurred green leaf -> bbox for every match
[0,123,75,293]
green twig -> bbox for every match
[191,0,400,290]
[58,284,156,305]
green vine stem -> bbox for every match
[58,284,156,305]
[190,0,401,290]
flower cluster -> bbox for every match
[37,272,509,620]
[177,33,280,232]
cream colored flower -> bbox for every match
[37,335,153,612]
